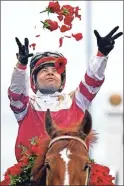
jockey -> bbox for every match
[8,26,123,161]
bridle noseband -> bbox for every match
[48,135,88,149]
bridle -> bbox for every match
[45,135,91,186]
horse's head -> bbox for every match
[44,109,92,186]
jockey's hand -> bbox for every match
[15,37,33,65]
[94,26,123,56]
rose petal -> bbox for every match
[35,35,40,37]
[59,37,64,47]
[72,33,83,41]
[64,16,74,26]
[60,25,72,32]
[64,35,71,38]
[29,43,36,50]
[74,6,81,20]
[57,15,63,21]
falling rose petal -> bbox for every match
[59,37,64,47]
[34,25,36,29]
[29,43,36,50]
[64,35,71,38]
[35,35,40,37]
[74,6,81,20]
[79,15,81,20]
[76,14,81,20]
[60,25,72,32]
[57,15,63,21]
[72,33,83,41]
[64,16,74,26]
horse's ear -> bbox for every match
[79,110,92,139]
[45,109,57,138]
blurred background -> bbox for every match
[1,1,123,184]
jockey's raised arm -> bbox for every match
[75,26,123,111]
[8,38,33,122]
[8,63,29,121]
[75,51,107,111]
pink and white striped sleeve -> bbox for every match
[8,63,29,121]
[75,51,108,111]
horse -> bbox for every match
[31,109,93,186]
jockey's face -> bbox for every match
[36,66,61,93]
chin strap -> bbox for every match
[38,88,58,94]
[36,81,63,94]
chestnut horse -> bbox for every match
[31,109,92,186]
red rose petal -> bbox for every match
[74,6,81,20]
[59,37,64,47]
[35,35,40,37]
[29,43,36,50]
[78,15,81,20]
[64,16,74,26]
[57,15,63,21]
[72,33,83,41]
[60,25,71,32]
[64,35,71,38]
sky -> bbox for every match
[1,1,123,183]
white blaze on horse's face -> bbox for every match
[59,148,72,185]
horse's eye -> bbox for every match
[83,164,90,171]
[46,163,51,170]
